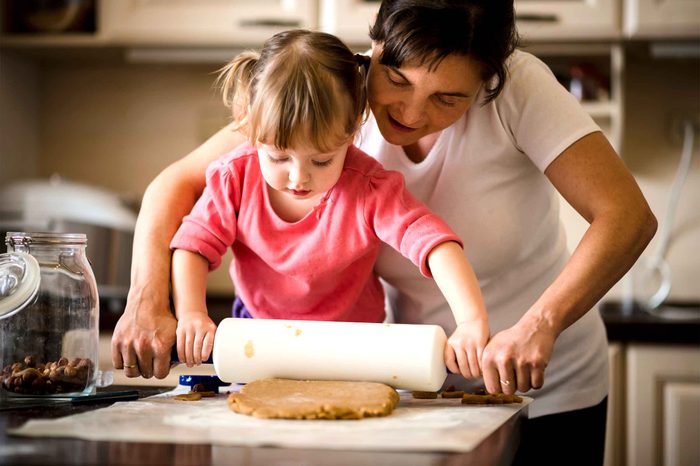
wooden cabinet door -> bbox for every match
[101,0,318,46]
[627,344,700,466]
[623,0,700,38]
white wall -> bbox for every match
[562,49,700,303]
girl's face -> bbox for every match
[367,43,484,147]
[257,140,351,200]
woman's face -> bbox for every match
[367,43,484,147]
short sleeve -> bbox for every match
[363,168,462,278]
[170,158,242,270]
[496,51,601,172]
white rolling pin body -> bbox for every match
[212,318,447,391]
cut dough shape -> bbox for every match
[227,378,400,420]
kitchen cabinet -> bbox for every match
[100,0,318,46]
[319,0,621,46]
[601,303,700,466]
[515,0,620,41]
[626,344,700,466]
[527,43,624,152]
[623,0,700,39]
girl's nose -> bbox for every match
[289,165,309,184]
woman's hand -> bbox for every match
[176,311,217,367]
[445,318,489,379]
[111,287,177,379]
[480,316,556,395]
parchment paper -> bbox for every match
[8,386,531,452]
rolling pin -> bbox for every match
[210,318,448,391]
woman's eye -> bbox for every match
[312,159,333,167]
[386,71,408,87]
[434,95,459,108]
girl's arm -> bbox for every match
[481,132,657,395]
[171,250,217,367]
[111,124,245,379]
[427,241,489,380]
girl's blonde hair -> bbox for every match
[217,29,369,152]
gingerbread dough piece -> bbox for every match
[227,378,400,420]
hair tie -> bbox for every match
[355,53,370,70]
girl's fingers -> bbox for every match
[193,331,204,365]
[184,329,194,367]
[466,348,481,378]
[454,346,470,379]
[202,331,215,362]
[444,345,460,375]
[176,333,184,366]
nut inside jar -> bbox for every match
[1,355,95,395]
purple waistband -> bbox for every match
[232,296,253,319]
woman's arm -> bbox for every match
[111,124,245,379]
[481,132,657,395]
[428,241,489,380]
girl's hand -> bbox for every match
[480,319,556,395]
[444,318,490,379]
[176,311,217,367]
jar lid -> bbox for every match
[0,252,41,319]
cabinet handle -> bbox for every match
[239,19,301,28]
[516,14,558,23]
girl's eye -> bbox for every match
[312,159,333,167]
[267,155,288,164]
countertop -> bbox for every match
[0,386,525,466]
[600,300,700,345]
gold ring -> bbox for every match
[123,364,138,369]
[500,379,511,386]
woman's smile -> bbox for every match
[387,114,419,133]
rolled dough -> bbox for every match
[227,378,400,420]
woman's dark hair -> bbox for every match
[369,0,519,103]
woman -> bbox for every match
[112,0,656,463]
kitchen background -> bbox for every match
[0,1,698,465]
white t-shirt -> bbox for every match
[357,49,608,419]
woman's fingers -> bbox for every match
[135,345,154,379]
[497,359,517,395]
[516,363,531,393]
[531,364,545,390]
[482,361,501,394]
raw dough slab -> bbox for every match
[228,378,400,419]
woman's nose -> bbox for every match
[398,97,425,126]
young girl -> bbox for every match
[169,29,488,380]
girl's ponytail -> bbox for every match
[216,51,260,130]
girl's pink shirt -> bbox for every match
[170,143,461,322]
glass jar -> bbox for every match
[0,232,99,398]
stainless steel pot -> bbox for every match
[0,177,136,298]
